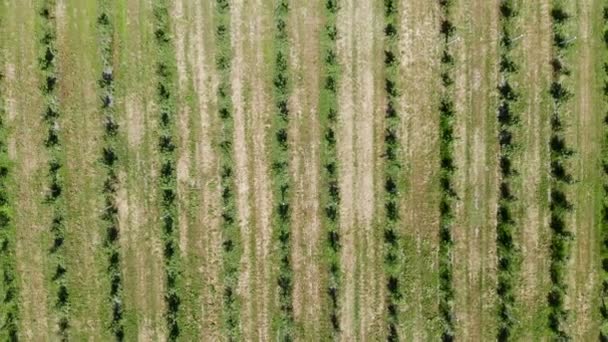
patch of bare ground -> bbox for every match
[248,1,274,340]
[354,0,385,339]
[171,0,207,337]
[188,1,223,338]
[570,0,602,338]
[397,0,442,339]
[452,0,499,340]
[172,0,191,256]
[4,2,51,338]
[336,0,356,338]
[287,1,324,339]
[337,0,384,339]
[116,0,165,339]
[518,0,552,337]
[229,0,256,339]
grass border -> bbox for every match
[0,3,19,339]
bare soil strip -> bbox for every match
[452,0,499,340]
[178,0,224,339]
[337,0,356,337]
[229,0,254,339]
[288,1,324,339]
[397,0,442,339]
[337,0,384,339]
[356,1,385,339]
[171,0,211,338]
[230,0,277,339]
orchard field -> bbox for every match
[1,0,608,340]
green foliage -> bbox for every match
[38,1,70,339]
[0,8,18,340]
[546,1,574,339]
[319,0,342,338]
[152,1,183,340]
[270,1,295,340]
[382,1,404,341]
[495,1,522,340]
[214,1,242,340]
[97,1,125,340]
[600,5,608,341]
[438,0,456,340]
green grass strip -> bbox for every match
[215,1,241,340]
[0,4,19,340]
[437,0,457,340]
[381,0,404,340]
[37,1,70,339]
[546,0,575,339]
[495,1,522,340]
[599,4,608,340]
[270,0,295,340]
[97,1,125,340]
[320,0,341,338]
[152,1,182,340]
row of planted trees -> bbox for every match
[320,0,342,337]
[96,1,125,340]
[495,1,522,340]
[438,0,457,340]
[214,0,241,339]
[152,1,182,340]
[381,0,403,341]
[547,0,575,340]
[39,1,71,339]
[0,5,18,340]
[600,4,608,340]
[271,0,295,339]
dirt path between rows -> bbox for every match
[189,1,223,338]
[452,0,499,340]
[353,0,383,339]
[398,0,441,338]
[518,0,553,337]
[337,0,356,338]
[119,0,165,339]
[230,1,254,339]
[571,0,601,338]
[249,0,273,340]
[288,1,324,338]
[337,0,383,338]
